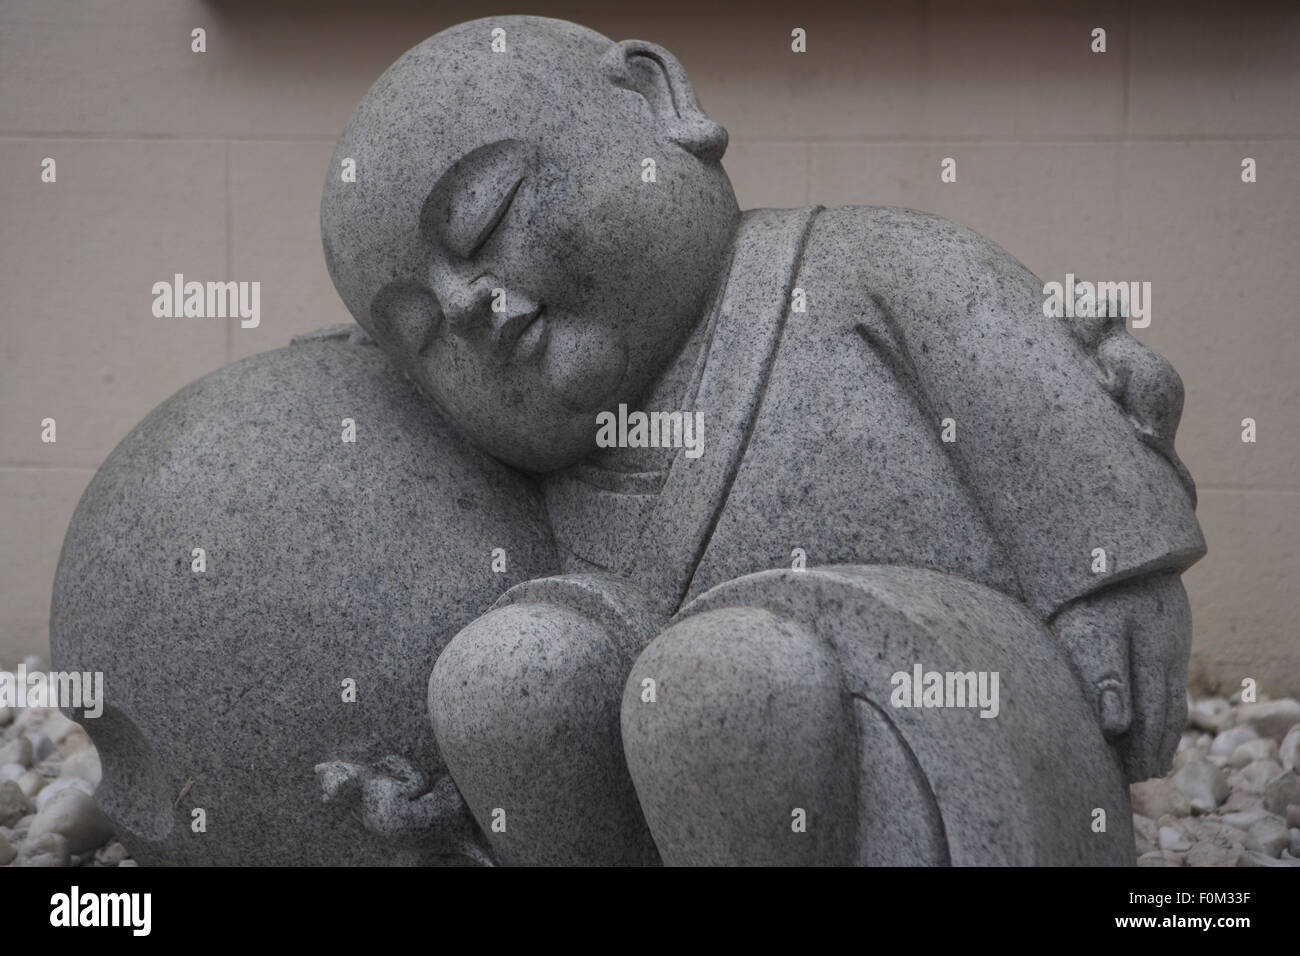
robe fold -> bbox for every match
[543,206,1206,621]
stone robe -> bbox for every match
[543,206,1206,622]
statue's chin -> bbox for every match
[487,426,592,475]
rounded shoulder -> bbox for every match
[807,204,1040,295]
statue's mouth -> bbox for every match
[492,303,547,363]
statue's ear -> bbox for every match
[600,39,727,163]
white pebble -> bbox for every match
[18,831,70,867]
[59,728,92,756]
[34,776,93,811]
[1210,725,1259,757]
[39,711,78,744]
[1221,808,1271,831]
[59,748,101,787]
[1184,830,1246,867]
[1188,698,1230,732]
[1137,849,1180,867]
[24,732,55,764]
[1280,726,1300,772]
[1130,777,1192,819]
[1236,759,1284,795]
[1159,825,1192,851]
[0,736,33,769]
[17,769,49,800]
[1173,759,1229,813]
[0,780,34,827]
[1264,770,1300,817]
[28,787,114,854]
[94,840,129,866]
[1240,850,1298,867]
[1228,738,1279,768]
[1234,700,1300,743]
[1244,816,1291,858]
[1132,814,1158,854]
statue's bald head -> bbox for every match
[321,16,739,472]
[324,18,609,319]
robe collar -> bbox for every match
[543,206,822,614]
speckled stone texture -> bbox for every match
[48,12,1208,867]
[321,16,738,474]
[622,566,1135,866]
[429,574,664,866]
[50,333,557,865]
[313,15,1203,866]
[539,205,1203,788]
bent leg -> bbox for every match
[429,603,659,866]
[623,565,1136,866]
[621,606,859,865]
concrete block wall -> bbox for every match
[1,0,1296,694]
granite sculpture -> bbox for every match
[51,14,1205,866]
[50,334,557,865]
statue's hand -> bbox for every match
[315,755,492,863]
[1050,571,1192,782]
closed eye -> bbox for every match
[422,139,534,258]
[464,175,524,257]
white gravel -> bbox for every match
[4,655,1298,867]
[0,656,133,868]
[1132,694,1300,866]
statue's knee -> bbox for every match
[625,606,849,734]
[622,606,858,865]
[429,602,654,865]
[430,603,625,763]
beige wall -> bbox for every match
[2,1,1297,693]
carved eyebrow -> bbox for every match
[421,139,531,257]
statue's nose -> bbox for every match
[439,275,495,338]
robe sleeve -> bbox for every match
[842,205,1205,620]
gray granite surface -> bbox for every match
[46,14,1207,866]
[50,333,556,864]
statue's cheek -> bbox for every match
[544,320,627,411]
